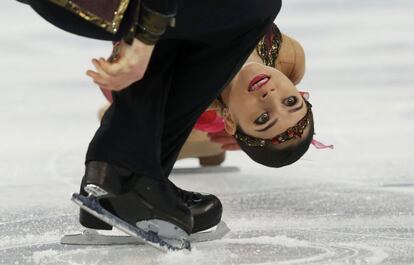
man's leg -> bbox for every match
[85,40,179,181]
[79,40,195,237]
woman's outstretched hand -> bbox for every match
[86,39,154,91]
[208,130,241,151]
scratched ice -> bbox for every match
[0,0,413,264]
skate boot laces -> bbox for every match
[172,185,203,206]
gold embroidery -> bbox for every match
[48,0,130,34]
[256,24,282,67]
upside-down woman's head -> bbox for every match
[220,62,314,167]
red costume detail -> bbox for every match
[194,110,225,133]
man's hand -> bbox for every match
[86,39,155,91]
[208,130,241,151]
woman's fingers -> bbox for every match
[92,59,113,78]
[98,58,124,75]
[88,60,124,90]
[86,70,109,85]
[86,38,154,91]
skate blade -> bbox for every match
[61,221,230,246]
[61,229,142,245]
[70,193,191,252]
[189,221,230,242]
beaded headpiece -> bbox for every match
[234,101,312,147]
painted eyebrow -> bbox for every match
[255,101,305,132]
[288,101,305,113]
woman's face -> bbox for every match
[225,62,308,142]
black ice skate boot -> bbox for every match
[79,162,222,234]
[76,161,193,251]
[170,182,223,233]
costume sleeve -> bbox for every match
[141,0,178,15]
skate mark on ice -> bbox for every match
[219,235,388,264]
[0,214,77,238]
[47,151,82,188]
[381,183,414,187]
[0,214,74,227]
[28,245,158,265]
[297,227,414,241]
[0,243,65,265]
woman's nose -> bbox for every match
[260,88,275,100]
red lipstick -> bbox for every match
[248,74,270,92]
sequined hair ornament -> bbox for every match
[235,92,334,149]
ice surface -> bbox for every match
[0,0,413,264]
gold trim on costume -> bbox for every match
[256,24,282,67]
[48,0,130,34]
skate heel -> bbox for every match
[80,207,113,230]
[79,161,134,230]
[79,182,112,230]
[84,161,132,198]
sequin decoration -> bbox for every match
[256,24,283,67]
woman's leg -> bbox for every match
[80,40,198,236]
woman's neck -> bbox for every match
[220,34,304,105]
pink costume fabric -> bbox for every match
[193,110,225,133]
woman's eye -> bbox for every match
[284,96,298,106]
[254,112,270,125]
